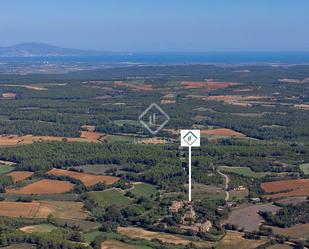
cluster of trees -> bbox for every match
[259,202,309,228]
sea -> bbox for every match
[1,52,309,65]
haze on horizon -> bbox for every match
[1,0,309,52]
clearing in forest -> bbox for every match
[6,179,74,194]
[0,201,40,218]
[8,171,34,183]
[261,179,309,199]
[47,168,119,187]
[201,128,246,138]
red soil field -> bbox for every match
[47,168,119,187]
[0,201,40,218]
[201,128,246,138]
[181,81,240,90]
[261,179,309,193]
[7,171,34,183]
[114,81,153,91]
[6,179,74,194]
[265,189,309,199]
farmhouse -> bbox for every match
[169,201,184,212]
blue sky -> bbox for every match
[0,0,308,52]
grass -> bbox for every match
[20,223,57,233]
[269,224,309,240]
[88,189,131,208]
[188,183,225,201]
[130,183,158,198]
[0,166,14,174]
[219,166,268,178]
[300,163,309,175]
[84,231,152,249]
[105,135,135,143]
[2,244,36,249]
[216,231,268,249]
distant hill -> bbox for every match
[0,43,109,57]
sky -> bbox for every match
[0,0,309,52]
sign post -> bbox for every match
[181,130,200,202]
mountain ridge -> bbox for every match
[0,42,112,57]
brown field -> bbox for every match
[6,179,74,194]
[80,131,104,141]
[217,231,268,249]
[118,226,192,245]
[161,99,176,104]
[2,92,16,99]
[201,128,246,138]
[114,81,153,91]
[2,243,37,249]
[0,200,88,220]
[181,81,240,90]
[47,168,119,187]
[0,160,16,166]
[101,240,136,249]
[135,137,167,144]
[265,188,309,199]
[1,84,48,91]
[35,201,88,220]
[294,104,309,110]
[225,204,281,232]
[81,125,96,132]
[0,132,104,146]
[279,77,309,84]
[269,223,309,240]
[261,179,309,193]
[0,201,40,217]
[7,171,34,183]
[204,95,270,103]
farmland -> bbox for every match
[225,204,281,232]
[130,183,158,198]
[269,223,309,240]
[261,179,309,199]
[216,231,268,249]
[201,128,246,138]
[6,179,74,194]
[219,166,269,178]
[47,168,119,187]
[300,163,309,175]
[20,224,57,233]
[8,171,34,183]
[0,200,88,219]
[88,189,131,208]
[0,201,40,218]
[0,165,14,174]
[0,64,309,248]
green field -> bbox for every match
[0,166,14,174]
[300,163,309,175]
[88,189,131,208]
[104,134,135,143]
[130,183,158,198]
[219,166,268,178]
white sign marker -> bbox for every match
[181,130,200,202]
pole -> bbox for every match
[188,146,192,202]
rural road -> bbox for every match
[217,169,230,201]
